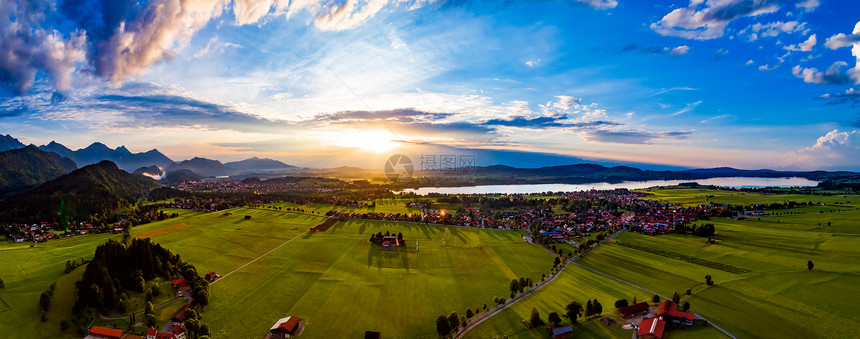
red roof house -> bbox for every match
[172,278,189,287]
[89,326,124,339]
[619,302,650,318]
[637,318,665,339]
[657,300,695,324]
[270,316,302,338]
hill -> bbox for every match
[166,157,238,177]
[161,169,203,185]
[0,134,25,151]
[0,146,77,197]
[0,161,162,222]
[37,141,174,171]
[224,157,296,170]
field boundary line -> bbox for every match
[212,230,308,284]
[570,262,736,339]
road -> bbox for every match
[454,230,621,338]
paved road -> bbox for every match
[454,230,621,338]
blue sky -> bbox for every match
[1,0,859,170]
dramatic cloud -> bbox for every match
[650,0,806,40]
[792,62,859,85]
[816,88,860,106]
[582,129,692,144]
[312,108,452,123]
[0,1,86,94]
[789,129,860,169]
[483,116,620,129]
[0,0,440,95]
[784,34,816,52]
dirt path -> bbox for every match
[212,230,307,284]
[213,206,346,285]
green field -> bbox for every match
[127,208,555,338]
[640,187,860,208]
[574,221,860,339]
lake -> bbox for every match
[398,177,819,195]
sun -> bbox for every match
[343,130,400,153]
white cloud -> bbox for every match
[745,59,754,66]
[784,34,816,52]
[746,21,807,39]
[700,114,732,124]
[574,0,618,10]
[525,59,541,68]
[824,21,860,50]
[795,0,820,12]
[669,45,690,56]
[758,64,779,71]
[671,101,701,116]
[789,130,860,169]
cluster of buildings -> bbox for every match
[633,300,696,339]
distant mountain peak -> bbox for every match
[0,134,26,152]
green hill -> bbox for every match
[0,161,162,222]
[0,145,78,197]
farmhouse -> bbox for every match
[637,317,665,339]
[86,326,124,339]
[146,324,187,339]
[172,278,189,287]
[269,316,302,338]
[619,302,650,318]
[205,272,219,282]
[656,300,694,326]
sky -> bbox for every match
[1,0,860,170]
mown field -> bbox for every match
[575,220,860,339]
[464,263,727,339]
[126,206,557,338]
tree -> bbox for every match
[548,312,562,327]
[683,302,691,312]
[614,299,629,309]
[39,292,51,311]
[553,257,561,267]
[529,307,543,327]
[483,303,488,310]
[672,291,680,304]
[586,300,593,317]
[705,275,714,286]
[145,313,156,327]
[564,301,583,324]
[509,279,521,295]
[632,296,637,304]
[651,295,660,303]
[466,308,474,318]
[435,315,451,336]
[0,276,4,290]
[448,312,460,331]
[807,260,814,270]
[461,316,467,329]
[593,299,603,315]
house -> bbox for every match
[205,272,219,282]
[619,302,650,318]
[87,326,124,339]
[146,324,186,339]
[172,278,189,287]
[270,316,302,338]
[549,326,573,339]
[364,331,381,339]
[637,317,665,339]
[656,300,694,326]
[173,303,196,322]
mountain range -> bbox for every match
[38,141,173,171]
[0,161,162,222]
